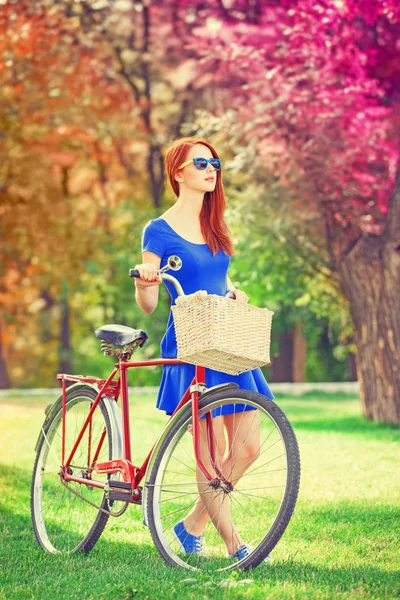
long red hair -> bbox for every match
[164,137,236,257]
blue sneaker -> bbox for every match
[173,521,204,555]
[232,544,271,562]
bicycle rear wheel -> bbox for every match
[31,385,114,553]
[146,388,300,571]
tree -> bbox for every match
[0,0,143,385]
[0,0,204,387]
[171,0,400,422]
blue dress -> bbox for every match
[141,217,275,416]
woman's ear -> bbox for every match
[175,173,183,183]
[174,171,184,184]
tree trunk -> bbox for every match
[339,158,400,423]
[59,293,72,378]
[0,317,11,389]
[271,330,294,382]
[293,322,307,382]
[271,324,307,382]
[40,289,55,344]
[347,351,357,381]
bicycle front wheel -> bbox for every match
[31,385,114,554]
[146,388,300,571]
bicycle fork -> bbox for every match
[174,364,232,489]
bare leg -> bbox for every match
[187,416,243,555]
[183,409,260,555]
[222,409,261,486]
[183,416,225,536]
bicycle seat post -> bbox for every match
[119,360,132,463]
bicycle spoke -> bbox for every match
[162,497,200,521]
[235,485,285,492]
[224,408,259,477]
[226,416,277,481]
[238,467,286,478]
[161,469,195,477]
[147,481,206,487]
[224,405,248,472]
[160,488,216,502]
[237,490,280,502]
[170,453,197,474]
[228,491,262,528]
[176,438,198,470]
[229,448,286,482]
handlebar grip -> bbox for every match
[129,269,140,278]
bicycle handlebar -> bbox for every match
[129,255,235,299]
[129,267,187,296]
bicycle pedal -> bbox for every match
[106,487,142,505]
[108,491,134,502]
[108,480,132,491]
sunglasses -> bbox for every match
[177,157,222,171]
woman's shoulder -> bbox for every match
[141,218,169,256]
[143,218,164,234]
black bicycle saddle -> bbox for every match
[94,324,148,347]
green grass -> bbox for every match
[0,391,399,600]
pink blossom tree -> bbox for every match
[160,0,400,422]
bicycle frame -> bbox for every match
[56,358,224,501]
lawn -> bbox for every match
[0,390,399,600]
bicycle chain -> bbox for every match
[60,480,128,517]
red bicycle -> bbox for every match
[31,256,300,571]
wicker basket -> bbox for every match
[171,290,274,375]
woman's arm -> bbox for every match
[226,275,236,293]
[135,251,162,314]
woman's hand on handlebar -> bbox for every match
[134,263,163,288]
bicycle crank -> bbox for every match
[60,480,131,517]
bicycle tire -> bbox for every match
[146,388,300,571]
[31,385,114,554]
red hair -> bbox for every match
[164,137,236,257]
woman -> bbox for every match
[134,136,275,560]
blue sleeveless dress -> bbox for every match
[141,217,275,416]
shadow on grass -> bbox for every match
[292,499,400,542]
[276,400,400,440]
[1,463,399,599]
[291,415,400,439]
[275,391,359,402]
